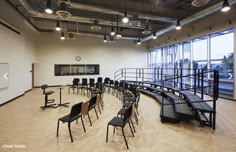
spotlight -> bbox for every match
[153,32,157,39]
[103,35,107,43]
[110,26,115,36]
[122,11,129,24]
[221,0,230,12]
[60,32,65,40]
[137,38,141,45]
[55,21,61,31]
[176,20,181,30]
[45,0,53,14]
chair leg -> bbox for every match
[97,105,102,114]
[57,120,60,137]
[134,112,139,124]
[94,107,99,119]
[130,118,136,133]
[68,123,73,143]
[106,124,109,143]
[122,128,129,149]
[113,127,115,134]
[87,112,92,126]
[81,117,86,133]
[128,120,135,137]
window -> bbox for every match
[55,64,100,76]
[210,28,234,98]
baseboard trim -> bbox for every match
[0,94,24,107]
[0,89,33,107]
[25,89,32,93]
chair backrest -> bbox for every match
[123,105,132,125]
[70,102,83,121]
[89,78,95,87]
[82,100,89,116]
[72,78,79,85]
[82,78,88,86]
[104,77,110,84]
[109,80,114,85]
[114,81,119,87]
[97,77,103,84]
[41,84,48,94]
[89,95,97,109]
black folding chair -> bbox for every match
[106,105,134,149]
[56,102,86,143]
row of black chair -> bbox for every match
[57,95,103,143]
[105,81,140,149]
[68,78,105,97]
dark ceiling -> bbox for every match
[7,0,226,40]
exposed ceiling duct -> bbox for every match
[68,31,139,41]
[59,0,176,23]
[142,0,236,42]
[18,0,144,30]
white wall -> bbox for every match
[35,33,147,86]
[0,0,38,105]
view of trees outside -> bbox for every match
[148,28,234,99]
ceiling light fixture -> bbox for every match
[116,15,122,38]
[60,32,65,40]
[110,26,115,36]
[176,20,181,30]
[103,35,107,43]
[122,11,129,24]
[45,0,53,14]
[221,0,230,12]
[137,38,142,45]
[55,20,61,31]
[122,0,129,24]
[153,32,157,39]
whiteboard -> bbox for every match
[0,63,9,89]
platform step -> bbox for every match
[164,93,194,119]
[160,99,179,123]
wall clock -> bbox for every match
[75,56,81,61]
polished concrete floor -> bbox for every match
[0,87,236,152]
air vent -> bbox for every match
[90,20,102,31]
[56,2,71,18]
[129,20,141,27]
[192,0,210,7]
[129,14,141,27]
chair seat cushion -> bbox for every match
[108,117,124,127]
[59,114,80,122]
[45,91,54,95]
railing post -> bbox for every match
[174,68,176,87]
[194,69,197,95]
[198,69,200,88]
[161,68,163,88]
[180,68,183,89]
[176,68,179,87]
[201,69,204,99]
[157,68,159,80]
